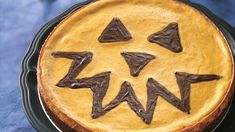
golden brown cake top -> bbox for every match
[38,0,234,131]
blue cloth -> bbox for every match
[0,0,234,131]
[191,0,235,27]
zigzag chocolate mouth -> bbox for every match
[52,51,222,124]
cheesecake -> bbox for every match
[37,0,234,131]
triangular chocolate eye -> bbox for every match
[148,23,182,53]
[98,18,132,43]
[121,52,155,77]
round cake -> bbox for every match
[37,0,234,131]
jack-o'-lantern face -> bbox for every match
[38,1,233,131]
[51,17,222,124]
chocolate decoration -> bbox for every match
[51,51,93,87]
[68,72,111,119]
[98,17,132,43]
[104,81,156,124]
[52,52,222,124]
[175,72,222,83]
[121,52,155,77]
[148,23,183,53]
[147,72,222,115]
[174,72,222,114]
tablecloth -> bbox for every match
[0,0,234,131]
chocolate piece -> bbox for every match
[69,72,111,119]
[51,51,93,87]
[175,72,222,83]
[147,72,222,115]
[148,23,183,53]
[121,52,155,77]
[98,17,132,43]
[104,81,156,124]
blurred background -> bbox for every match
[0,0,234,131]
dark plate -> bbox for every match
[19,0,235,132]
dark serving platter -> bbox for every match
[20,0,235,131]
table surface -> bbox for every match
[0,0,234,131]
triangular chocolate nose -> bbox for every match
[148,23,182,53]
[98,18,132,43]
[121,52,155,77]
